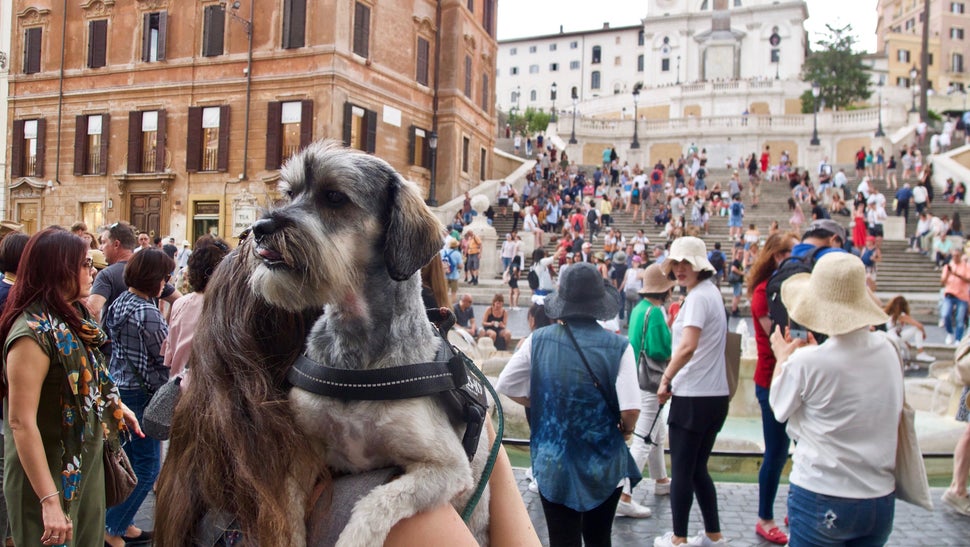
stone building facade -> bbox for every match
[8,0,496,240]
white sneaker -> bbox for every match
[939,319,946,328]
[616,499,652,518]
[654,480,671,495]
[946,334,956,345]
[915,351,936,363]
[687,533,728,546]
[654,532,680,547]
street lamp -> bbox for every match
[426,131,439,206]
[910,67,919,113]
[631,85,641,149]
[810,81,821,146]
[676,55,681,85]
[550,82,558,123]
[875,79,886,137]
[569,96,578,144]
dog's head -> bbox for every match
[247,140,444,311]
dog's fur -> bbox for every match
[251,141,490,545]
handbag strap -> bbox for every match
[561,322,621,423]
[638,304,656,362]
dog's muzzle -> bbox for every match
[251,218,288,267]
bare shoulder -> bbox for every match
[385,504,477,546]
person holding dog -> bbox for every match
[0,228,141,547]
[497,262,641,546]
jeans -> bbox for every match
[105,388,160,536]
[540,487,622,547]
[787,484,895,546]
[756,385,790,521]
[942,294,969,341]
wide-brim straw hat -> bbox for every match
[659,236,715,277]
[87,249,108,270]
[781,252,888,336]
[544,262,621,321]
[639,263,676,294]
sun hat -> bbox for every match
[781,252,888,336]
[87,249,108,270]
[544,262,621,321]
[632,255,643,264]
[593,251,606,262]
[806,218,847,243]
[639,263,676,295]
[447,237,460,249]
[659,236,715,277]
[182,240,191,247]
[612,251,627,265]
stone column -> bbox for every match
[463,194,498,279]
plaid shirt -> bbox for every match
[105,291,169,391]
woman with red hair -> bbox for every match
[0,227,141,547]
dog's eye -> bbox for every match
[324,191,347,205]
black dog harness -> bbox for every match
[286,332,489,462]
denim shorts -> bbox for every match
[788,483,894,547]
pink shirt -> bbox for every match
[942,259,970,303]
[161,291,204,376]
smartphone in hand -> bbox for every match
[789,324,808,340]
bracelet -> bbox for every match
[39,491,58,503]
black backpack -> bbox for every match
[708,250,726,273]
[587,209,598,227]
[766,246,826,336]
[527,267,540,290]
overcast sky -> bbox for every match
[497,0,878,53]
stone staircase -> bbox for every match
[460,165,967,322]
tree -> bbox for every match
[509,107,550,135]
[800,24,871,112]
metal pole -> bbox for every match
[810,84,820,146]
[631,91,640,149]
[875,85,885,137]
[569,99,578,144]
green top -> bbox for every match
[628,299,672,364]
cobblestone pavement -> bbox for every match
[135,471,970,545]
[512,469,970,546]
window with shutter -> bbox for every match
[464,56,472,98]
[24,27,42,74]
[481,74,489,112]
[343,103,376,153]
[281,101,304,160]
[482,0,495,36]
[217,105,230,171]
[417,37,429,86]
[34,119,46,178]
[201,107,222,171]
[127,111,144,173]
[265,101,283,170]
[88,20,108,69]
[202,5,226,57]
[142,12,167,62]
[410,126,429,167]
[10,120,24,178]
[186,107,203,172]
[480,147,486,180]
[462,136,470,173]
[353,3,371,58]
[282,0,306,49]
[84,115,105,175]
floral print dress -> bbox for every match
[3,301,126,547]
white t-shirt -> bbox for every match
[497,183,510,199]
[770,329,903,499]
[670,279,728,396]
[912,185,928,204]
[496,334,640,412]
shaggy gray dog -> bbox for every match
[247,141,490,546]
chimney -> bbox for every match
[560,25,564,34]
[603,22,610,29]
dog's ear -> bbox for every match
[384,172,445,281]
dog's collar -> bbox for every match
[287,342,466,401]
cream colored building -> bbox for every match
[877,0,970,92]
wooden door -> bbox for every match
[16,202,38,234]
[130,194,162,237]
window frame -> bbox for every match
[283,0,307,49]
[591,70,601,89]
[127,110,167,174]
[141,11,168,62]
[416,36,430,86]
[186,105,230,173]
[592,45,601,64]
[202,4,226,57]
[11,118,46,178]
[23,27,42,74]
[341,101,376,154]
[408,125,431,168]
[266,100,314,169]
[87,19,108,69]
[352,2,371,58]
[73,114,110,176]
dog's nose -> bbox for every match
[251,218,279,239]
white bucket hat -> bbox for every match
[781,252,888,336]
[659,236,715,277]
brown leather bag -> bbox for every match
[103,440,138,507]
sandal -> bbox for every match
[756,522,789,545]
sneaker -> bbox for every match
[616,499,652,518]
[654,480,671,496]
[915,351,936,363]
[942,490,970,516]
[687,533,727,546]
[654,532,683,547]
[939,319,946,328]
[946,334,956,345]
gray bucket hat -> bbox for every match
[544,262,621,321]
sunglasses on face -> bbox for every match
[83,258,94,269]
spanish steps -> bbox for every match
[459,164,966,327]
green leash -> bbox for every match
[459,354,504,522]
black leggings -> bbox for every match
[540,487,622,547]
[668,395,729,538]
